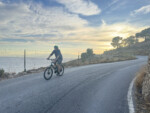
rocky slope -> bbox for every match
[135,55,150,113]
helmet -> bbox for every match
[54,45,58,49]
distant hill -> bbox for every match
[64,40,150,68]
[104,41,150,56]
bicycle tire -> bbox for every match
[44,67,53,80]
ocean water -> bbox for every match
[0,57,71,73]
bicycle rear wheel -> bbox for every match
[44,67,53,80]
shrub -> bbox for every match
[81,48,94,62]
[0,69,5,78]
[81,53,87,62]
[135,66,147,94]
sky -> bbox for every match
[0,0,150,58]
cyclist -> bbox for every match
[47,45,63,74]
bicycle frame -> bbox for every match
[48,59,57,70]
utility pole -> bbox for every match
[78,51,80,65]
[24,49,26,72]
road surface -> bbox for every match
[0,56,147,113]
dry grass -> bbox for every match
[135,66,147,93]
[135,65,150,113]
[63,55,136,68]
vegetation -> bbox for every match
[135,66,148,113]
[81,48,94,62]
[136,27,150,42]
[109,27,150,56]
[64,54,135,68]
[111,36,122,48]
[64,47,136,68]
[111,35,138,48]
[135,59,150,113]
[124,36,138,47]
[0,69,16,80]
[0,69,4,78]
[107,39,150,56]
[111,27,150,49]
[135,66,147,94]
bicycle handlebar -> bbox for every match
[47,59,56,63]
[47,59,55,60]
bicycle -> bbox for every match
[44,59,64,80]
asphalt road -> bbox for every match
[0,56,147,113]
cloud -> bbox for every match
[0,1,88,41]
[0,38,33,42]
[131,5,150,16]
[56,0,101,16]
[101,19,106,26]
[107,0,127,13]
[107,0,119,8]
[0,1,3,6]
[53,20,144,45]
[0,1,147,56]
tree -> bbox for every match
[135,37,139,43]
[121,39,128,47]
[111,36,122,48]
[86,48,94,57]
[142,28,150,41]
[135,33,140,38]
[81,48,94,62]
[0,69,4,78]
[81,53,87,62]
[136,27,150,41]
[125,36,136,47]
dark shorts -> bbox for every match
[56,58,62,64]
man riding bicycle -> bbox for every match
[47,45,63,74]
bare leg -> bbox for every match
[56,64,62,73]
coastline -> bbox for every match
[0,56,136,81]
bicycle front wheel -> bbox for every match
[44,67,53,80]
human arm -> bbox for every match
[47,50,54,60]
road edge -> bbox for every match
[127,77,136,113]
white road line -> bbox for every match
[127,77,136,113]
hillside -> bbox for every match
[63,48,136,68]
[135,55,150,113]
[104,41,150,56]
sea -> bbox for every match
[0,57,72,73]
